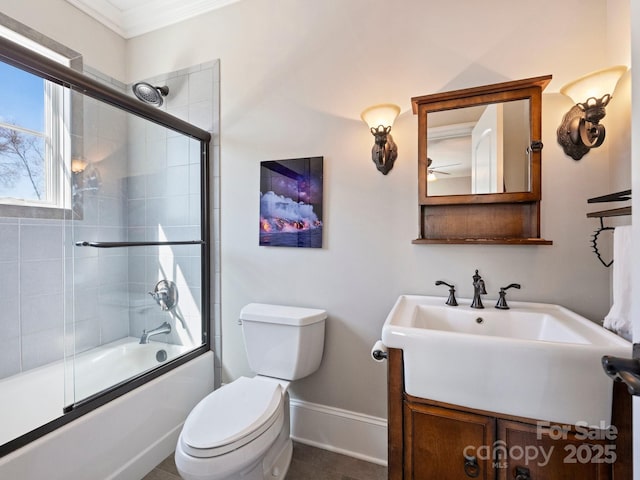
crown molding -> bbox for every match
[66,0,241,39]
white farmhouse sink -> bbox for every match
[381,295,631,426]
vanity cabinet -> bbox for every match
[388,348,631,480]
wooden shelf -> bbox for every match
[587,189,631,203]
[586,206,631,218]
[412,237,553,245]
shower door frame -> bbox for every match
[0,36,212,457]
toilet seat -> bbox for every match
[180,376,284,458]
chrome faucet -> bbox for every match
[139,321,171,344]
[470,269,487,309]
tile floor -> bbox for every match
[142,441,387,480]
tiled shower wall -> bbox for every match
[0,217,65,377]
[0,69,130,380]
[0,61,220,382]
[70,68,131,354]
[126,61,221,383]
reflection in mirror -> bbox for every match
[427,99,531,196]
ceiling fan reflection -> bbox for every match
[427,157,460,180]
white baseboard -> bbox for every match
[289,398,388,466]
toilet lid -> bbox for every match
[182,376,283,455]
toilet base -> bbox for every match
[242,399,292,480]
[258,414,292,480]
[241,437,292,480]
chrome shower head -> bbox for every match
[132,82,169,107]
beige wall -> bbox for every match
[7,0,630,421]
[1,0,126,79]
[124,0,630,419]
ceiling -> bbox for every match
[65,0,241,39]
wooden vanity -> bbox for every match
[387,348,631,479]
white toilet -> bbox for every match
[175,303,327,480]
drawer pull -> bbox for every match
[515,466,531,480]
[463,454,480,478]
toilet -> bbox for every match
[175,303,327,480]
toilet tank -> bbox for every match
[240,303,327,380]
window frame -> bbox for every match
[0,24,73,217]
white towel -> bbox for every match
[603,225,632,340]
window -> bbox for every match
[0,27,70,210]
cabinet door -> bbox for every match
[498,420,612,480]
[404,402,495,480]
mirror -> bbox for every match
[427,99,531,196]
[413,75,551,206]
[411,76,552,245]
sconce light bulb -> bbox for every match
[71,158,87,173]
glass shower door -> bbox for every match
[65,87,208,407]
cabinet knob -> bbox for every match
[463,454,480,478]
[515,466,531,480]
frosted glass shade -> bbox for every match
[560,66,627,104]
[361,104,401,129]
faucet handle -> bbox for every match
[435,280,458,306]
[149,280,178,311]
[495,283,521,310]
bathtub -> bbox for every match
[0,337,214,480]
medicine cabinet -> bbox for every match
[411,75,553,244]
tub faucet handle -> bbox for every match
[435,280,458,306]
[148,289,168,310]
[149,280,178,311]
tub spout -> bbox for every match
[140,321,171,344]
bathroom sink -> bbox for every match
[381,295,631,426]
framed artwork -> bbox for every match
[259,156,323,248]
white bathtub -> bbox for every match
[0,337,214,480]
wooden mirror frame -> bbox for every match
[411,75,553,245]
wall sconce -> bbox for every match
[361,103,400,175]
[72,160,102,195]
[557,65,627,160]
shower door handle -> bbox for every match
[76,240,204,248]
